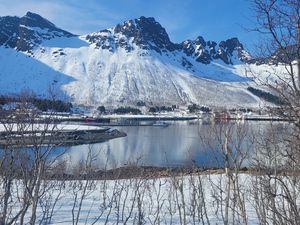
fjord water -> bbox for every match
[60,120,285,170]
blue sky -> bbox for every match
[0,0,258,51]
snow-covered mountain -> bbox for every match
[0,12,265,108]
[0,12,74,52]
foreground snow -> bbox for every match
[6,173,262,225]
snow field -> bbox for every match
[5,173,262,225]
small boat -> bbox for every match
[152,121,169,127]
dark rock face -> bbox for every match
[86,16,180,53]
[86,31,118,52]
[181,37,249,65]
[181,37,212,64]
[214,38,246,64]
[0,12,74,51]
[123,16,179,52]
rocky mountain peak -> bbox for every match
[220,38,243,51]
[181,36,250,65]
[194,36,206,47]
[0,12,74,52]
[85,16,251,64]
[115,16,178,52]
[216,38,252,64]
[86,16,179,53]
[20,11,56,30]
[1,12,252,65]
[181,36,212,64]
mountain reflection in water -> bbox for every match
[56,120,285,170]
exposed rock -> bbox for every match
[0,11,74,51]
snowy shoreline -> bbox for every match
[0,123,126,146]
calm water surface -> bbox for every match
[59,120,284,170]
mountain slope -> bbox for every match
[0,12,265,108]
[0,47,73,98]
